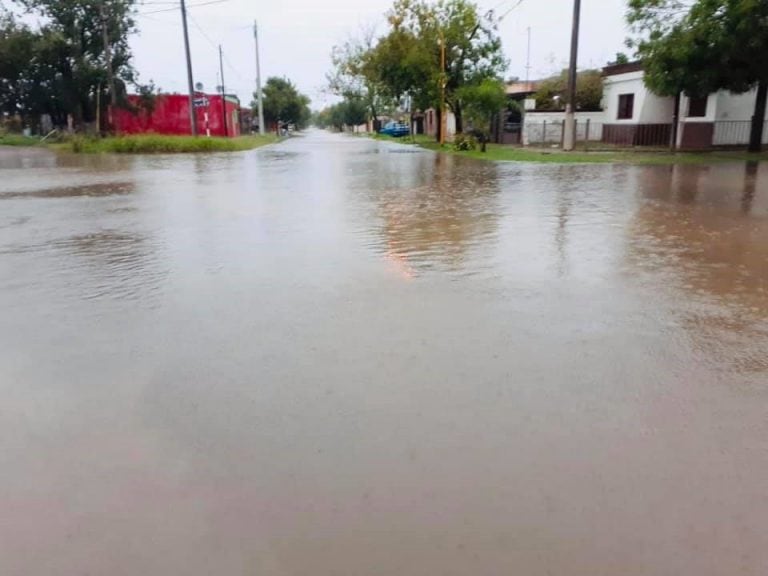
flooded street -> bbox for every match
[2,131,768,575]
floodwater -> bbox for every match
[1,131,768,576]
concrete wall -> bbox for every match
[424,109,457,139]
[602,71,674,124]
[714,89,764,122]
[522,111,604,144]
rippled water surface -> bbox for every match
[2,132,768,575]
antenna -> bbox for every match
[525,26,532,84]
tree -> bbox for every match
[628,0,768,152]
[534,69,603,111]
[0,14,42,120]
[328,26,393,128]
[457,78,506,151]
[10,0,139,126]
[610,52,630,65]
[371,0,507,139]
[337,97,368,128]
[255,77,311,130]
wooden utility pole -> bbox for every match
[563,0,581,151]
[439,30,447,146]
[254,20,265,135]
[99,2,117,128]
[219,45,228,137]
[180,0,198,136]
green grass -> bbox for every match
[366,132,768,165]
[63,134,278,154]
[0,133,42,147]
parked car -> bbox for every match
[379,121,410,138]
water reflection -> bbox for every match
[628,163,768,375]
[0,181,135,200]
[2,135,768,576]
[741,161,759,214]
[52,230,167,302]
[0,145,133,172]
[359,152,501,276]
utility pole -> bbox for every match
[439,30,447,146]
[563,0,581,151]
[218,45,228,137]
[99,2,117,129]
[180,0,198,136]
[254,20,265,135]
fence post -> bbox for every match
[585,119,591,151]
[560,121,565,148]
[574,119,578,149]
[542,120,547,147]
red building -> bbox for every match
[112,93,242,137]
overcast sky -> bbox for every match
[130,0,631,108]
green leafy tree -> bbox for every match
[628,0,768,152]
[457,78,506,151]
[255,77,311,130]
[534,69,603,112]
[11,0,139,125]
[312,107,332,129]
[316,98,369,131]
[328,27,393,128]
[370,0,506,140]
[610,52,630,65]
[0,14,42,120]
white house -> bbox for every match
[600,61,767,149]
[519,61,767,149]
[601,62,676,146]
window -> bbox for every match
[617,94,635,120]
[688,96,708,118]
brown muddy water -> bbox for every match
[1,132,768,575]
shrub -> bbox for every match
[453,133,477,151]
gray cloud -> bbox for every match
[131,0,630,108]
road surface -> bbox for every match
[2,131,768,575]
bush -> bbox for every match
[65,134,277,154]
[453,133,477,151]
[1,116,24,133]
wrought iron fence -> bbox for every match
[523,121,676,149]
[712,120,768,146]
[516,119,768,150]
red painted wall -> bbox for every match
[113,94,241,137]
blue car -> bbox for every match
[379,121,410,138]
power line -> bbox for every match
[187,11,245,85]
[137,0,231,16]
[222,52,244,82]
[497,0,525,22]
[187,11,218,49]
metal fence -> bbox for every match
[518,119,768,150]
[713,121,768,146]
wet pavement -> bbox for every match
[1,131,768,575]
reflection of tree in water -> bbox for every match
[627,163,768,375]
[369,153,501,276]
[57,230,167,303]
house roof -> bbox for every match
[602,61,644,77]
[505,81,540,96]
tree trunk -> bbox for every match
[454,101,463,134]
[436,107,442,143]
[748,81,767,153]
[670,93,681,152]
[481,134,487,153]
